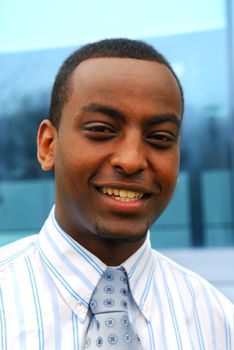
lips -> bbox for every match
[101,187,144,202]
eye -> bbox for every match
[87,125,112,133]
[146,132,176,148]
[83,123,117,140]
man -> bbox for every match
[0,38,233,349]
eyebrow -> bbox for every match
[146,114,181,128]
[81,103,126,122]
[81,103,181,127]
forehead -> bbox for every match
[66,57,182,117]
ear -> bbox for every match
[37,119,57,171]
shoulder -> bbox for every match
[0,234,38,269]
[152,248,234,322]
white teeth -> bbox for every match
[128,191,135,199]
[102,187,144,199]
[107,188,114,195]
[120,189,128,198]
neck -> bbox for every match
[75,234,146,266]
[53,206,147,265]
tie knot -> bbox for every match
[90,268,129,315]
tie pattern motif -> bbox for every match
[85,268,142,349]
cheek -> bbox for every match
[157,151,180,188]
[54,142,102,190]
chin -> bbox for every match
[94,223,148,243]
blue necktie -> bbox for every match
[85,268,142,349]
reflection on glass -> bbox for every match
[0,17,233,248]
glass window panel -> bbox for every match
[0,0,233,250]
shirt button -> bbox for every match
[77,305,85,315]
[86,291,92,299]
[143,305,148,313]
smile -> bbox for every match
[101,187,144,202]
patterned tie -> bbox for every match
[85,268,142,349]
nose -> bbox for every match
[110,134,148,175]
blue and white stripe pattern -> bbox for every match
[0,206,233,349]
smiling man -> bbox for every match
[38,54,182,266]
[0,39,233,349]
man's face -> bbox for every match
[39,57,182,248]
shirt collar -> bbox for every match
[38,206,154,322]
[37,206,106,322]
[122,235,155,321]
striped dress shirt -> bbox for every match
[0,206,233,350]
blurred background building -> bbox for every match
[0,0,234,301]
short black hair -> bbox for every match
[49,38,184,127]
